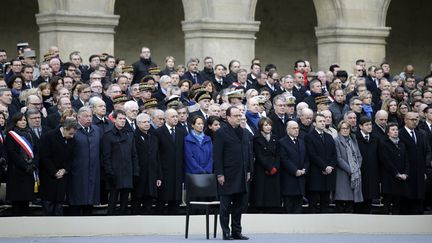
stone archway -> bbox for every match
[0,0,39,57]
[255,0,318,72]
[386,0,432,76]
[114,0,185,66]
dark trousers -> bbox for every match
[382,194,401,215]
[69,205,93,216]
[219,193,248,236]
[355,199,372,214]
[42,200,63,216]
[335,200,354,213]
[131,195,154,215]
[107,188,130,215]
[283,195,303,214]
[308,191,330,213]
[400,198,424,215]
[11,201,30,216]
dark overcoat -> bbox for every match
[39,128,76,201]
[250,133,281,207]
[305,129,337,191]
[356,132,381,199]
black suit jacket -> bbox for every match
[47,112,61,130]
[71,99,84,112]
[268,112,290,139]
[154,125,187,201]
[305,129,337,191]
[182,71,204,85]
[213,124,253,195]
[279,136,309,196]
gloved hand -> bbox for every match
[266,167,278,176]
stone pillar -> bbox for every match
[313,0,391,72]
[181,0,260,68]
[36,0,119,64]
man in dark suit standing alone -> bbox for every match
[214,106,252,240]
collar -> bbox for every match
[404,126,414,134]
[165,123,174,131]
[360,130,369,139]
[315,128,324,134]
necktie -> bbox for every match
[192,73,197,83]
[183,123,189,133]
[429,124,432,133]
[86,127,90,133]
[365,135,369,142]
[319,133,324,142]
[132,121,136,131]
[34,128,40,138]
[411,130,416,144]
[293,138,297,144]
[170,127,176,142]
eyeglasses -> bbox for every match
[29,116,41,120]
[30,103,41,106]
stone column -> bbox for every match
[36,0,119,64]
[313,0,391,72]
[181,0,260,68]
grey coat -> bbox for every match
[334,134,363,202]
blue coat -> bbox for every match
[67,125,101,205]
[184,132,213,174]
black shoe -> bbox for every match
[232,233,249,240]
[223,234,234,240]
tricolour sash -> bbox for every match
[8,130,34,159]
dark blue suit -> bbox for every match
[279,135,309,213]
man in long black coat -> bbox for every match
[214,106,252,240]
[399,112,430,214]
[279,120,309,213]
[356,116,381,213]
[102,110,139,215]
[305,113,337,213]
[154,108,187,213]
[417,106,432,210]
[39,119,77,215]
[132,113,162,214]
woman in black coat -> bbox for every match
[132,113,161,214]
[39,119,77,215]
[5,113,37,216]
[379,123,409,215]
[250,117,281,209]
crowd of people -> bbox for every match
[0,44,431,226]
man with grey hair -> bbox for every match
[269,95,290,139]
[279,120,309,213]
[372,109,388,141]
[89,96,113,134]
[154,75,172,103]
[344,110,358,133]
[150,109,165,133]
[295,102,309,119]
[182,57,204,84]
[47,96,72,130]
[298,108,314,138]
[26,107,47,142]
[123,100,139,132]
[208,103,221,117]
[154,108,187,213]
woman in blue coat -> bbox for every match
[184,115,213,174]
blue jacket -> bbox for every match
[184,133,213,174]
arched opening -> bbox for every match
[114,0,185,67]
[386,0,432,77]
[255,0,317,72]
[0,0,39,57]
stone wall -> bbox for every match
[386,0,432,77]
[0,0,39,57]
[255,0,317,74]
[114,0,185,67]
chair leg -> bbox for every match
[214,208,218,238]
[185,206,190,239]
[206,206,210,240]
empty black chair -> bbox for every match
[185,173,220,239]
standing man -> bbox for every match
[182,57,204,85]
[305,114,337,213]
[39,118,77,215]
[154,108,187,213]
[200,56,214,82]
[279,120,309,213]
[399,112,429,214]
[214,106,252,240]
[68,107,102,215]
[102,110,139,215]
[132,47,157,84]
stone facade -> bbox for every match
[0,0,431,75]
